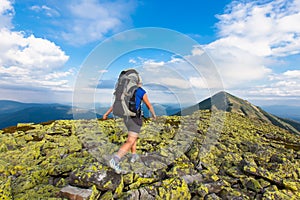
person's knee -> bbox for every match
[126,136,137,145]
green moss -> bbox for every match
[103,180,113,190]
[262,190,294,200]
[13,184,60,200]
[100,191,113,200]
[89,185,101,200]
[245,177,262,192]
[211,174,219,181]
[0,178,12,200]
[123,173,134,185]
[114,175,124,197]
[55,178,66,187]
[158,178,191,200]
[249,166,257,173]
[283,180,299,191]
[129,177,156,190]
[0,143,8,153]
[226,166,246,178]
[196,184,209,197]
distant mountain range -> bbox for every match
[261,105,300,122]
[0,100,180,129]
[0,101,101,129]
[1,92,299,134]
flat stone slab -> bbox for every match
[60,185,92,200]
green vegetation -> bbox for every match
[179,91,300,135]
[0,110,300,199]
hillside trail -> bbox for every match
[74,115,205,175]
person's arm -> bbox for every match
[103,106,113,120]
[142,94,156,120]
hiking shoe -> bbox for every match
[130,154,140,163]
[109,158,122,174]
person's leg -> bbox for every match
[130,138,141,163]
[116,133,137,158]
[110,133,137,173]
[131,138,137,154]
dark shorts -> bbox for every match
[123,116,142,136]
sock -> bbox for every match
[113,154,120,164]
[117,149,127,158]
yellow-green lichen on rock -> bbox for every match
[0,177,12,200]
[158,177,191,200]
[0,109,300,199]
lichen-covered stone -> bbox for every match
[204,193,222,200]
[245,177,262,192]
[158,177,191,200]
[99,191,113,200]
[283,180,300,191]
[195,183,209,197]
[13,184,61,200]
[0,110,300,199]
[128,177,156,190]
[60,185,93,200]
[0,178,12,200]
[262,190,294,200]
[70,166,122,191]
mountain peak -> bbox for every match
[179,91,300,135]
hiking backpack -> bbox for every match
[112,69,141,117]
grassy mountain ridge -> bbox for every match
[177,91,300,134]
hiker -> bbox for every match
[103,69,156,174]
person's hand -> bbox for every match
[103,107,113,120]
[152,114,157,121]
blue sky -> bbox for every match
[0,0,300,107]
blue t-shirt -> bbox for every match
[135,87,146,110]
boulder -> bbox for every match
[60,185,95,200]
[70,166,122,191]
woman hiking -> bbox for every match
[103,69,156,174]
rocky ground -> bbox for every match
[0,110,300,199]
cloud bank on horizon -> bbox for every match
[207,0,300,99]
[0,0,299,106]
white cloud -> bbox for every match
[189,77,207,89]
[98,69,108,74]
[215,0,300,57]
[60,0,137,45]
[191,46,205,56]
[283,70,300,78]
[142,60,165,70]
[129,59,136,64]
[0,0,12,14]
[45,70,74,80]
[127,48,219,104]
[204,43,272,87]
[202,0,300,104]
[0,30,68,70]
[0,0,14,28]
[126,45,225,95]
[159,77,190,89]
[270,70,300,90]
[234,69,300,101]
[0,2,72,101]
[30,5,60,17]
